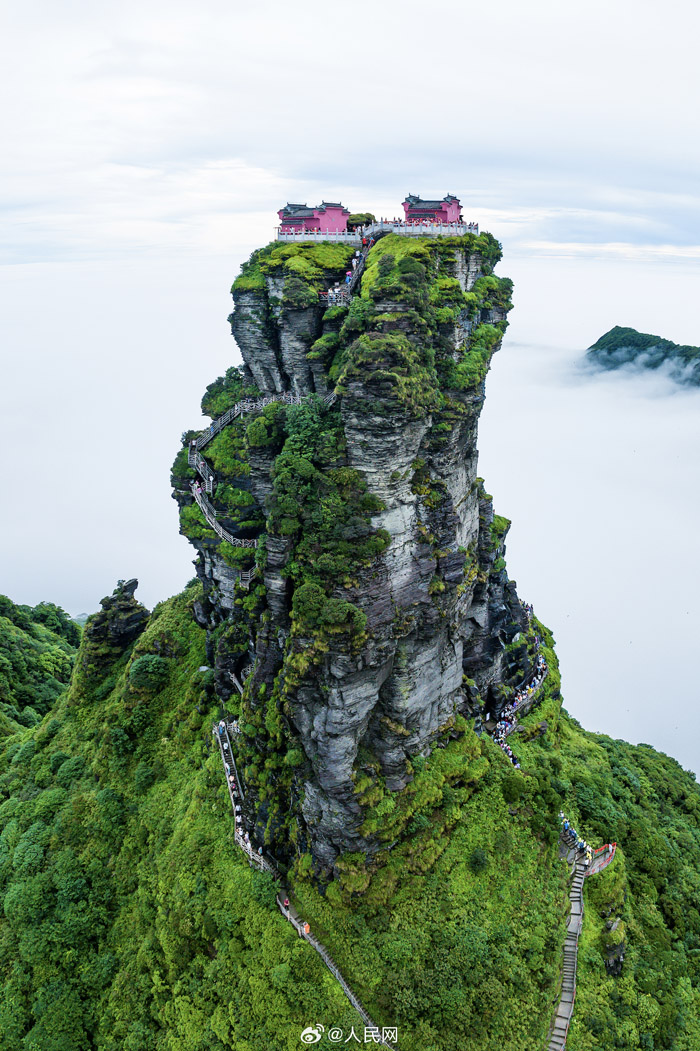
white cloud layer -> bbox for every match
[2,0,700,772]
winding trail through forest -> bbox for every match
[479,611,617,1049]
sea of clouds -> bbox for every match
[3,0,700,773]
[479,256,700,777]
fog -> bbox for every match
[2,0,700,772]
[3,247,698,773]
[479,258,700,777]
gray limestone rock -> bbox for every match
[178,236,534,872]
[82,579,150,669]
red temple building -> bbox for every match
[402,194,462,223]
[278,201,351,234]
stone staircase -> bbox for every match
[546,832,617,1049]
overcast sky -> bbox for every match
[2,0,699,772]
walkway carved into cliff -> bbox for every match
[484,605,549,768]
[213,721,397,1050]
[187,390,336,561]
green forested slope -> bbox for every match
[558,716,700,1050]
[0,596,80,731]
[1,583,699,1049]
[0,585,361,1051]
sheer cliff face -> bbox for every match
[173,235,531,875]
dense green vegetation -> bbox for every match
[225,394,395,853]
[334,233,513,412]
[0,595,80,729]
[1,579,700,1048]
[200,366,259,420]
[347,212,375,229]
[587,326,700,386]
[18,230,692,1050]
[174,221,518,855]
[558,714,700,1050]
[231,241,356,297]
[0,587,566,1051]
[0,587,361,1051]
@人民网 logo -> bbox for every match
[300,1025,325,1044]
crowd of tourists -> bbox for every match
[502,652,547,721]
[493,730,521,769]
[489,621,549,768]
[375,217,478,232]
[280,219,479,235]
[560,813,594,869]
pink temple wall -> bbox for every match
[443,199,461,221]
[402,199,462,222]
[314,206,348,232]
[278,205,349,233]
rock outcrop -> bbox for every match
[172,233,541,876]
[80,579,150,672]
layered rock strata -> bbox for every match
[172,234,538,874]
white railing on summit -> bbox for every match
[276,220,479,242]
[213,722,397,1050]
[364,221,479,238]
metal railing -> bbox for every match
[188,390,337,551]
[317,240,371,306]
[195,391,304,452]
[215,722,246,803]
[319,289,350,305]
[188,445,215,493]
[229,661,252,695]
[191,485,258,547]
[547,828,617,1050]
[276,229,363,242]
[363,220,479,239]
